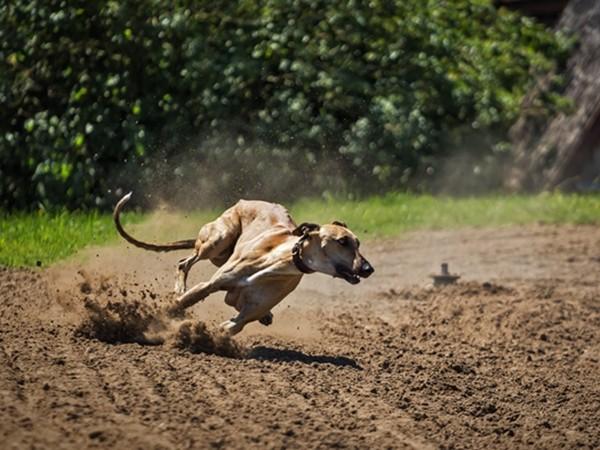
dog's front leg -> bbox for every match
[243,261,295,285]
[220,303,253,336]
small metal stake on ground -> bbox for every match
[430,263,460,286]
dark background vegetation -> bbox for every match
[0,0,571,210]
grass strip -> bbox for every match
[1,193,599,267]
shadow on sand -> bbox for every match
[248,346,362,369]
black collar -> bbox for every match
[292,234,315,274]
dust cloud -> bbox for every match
[72,268,244,358]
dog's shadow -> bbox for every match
[247,346,362,369]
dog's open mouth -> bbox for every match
[335,265,361,285]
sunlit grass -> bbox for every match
[0,210,142,267]
[290,193,600,237]
[1,193,599,267]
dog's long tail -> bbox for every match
[113,192,196,252]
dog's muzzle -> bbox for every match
[335,260,374,285]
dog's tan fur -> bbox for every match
[113,193,373,335]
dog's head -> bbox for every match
[293,221,374,284]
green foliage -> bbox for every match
[0,0,571,210]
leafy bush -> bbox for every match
[0,0,571,210]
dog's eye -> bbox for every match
[337,237,349,246]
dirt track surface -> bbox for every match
[1,224,600,449]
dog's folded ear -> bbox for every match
[332,220,347,228]
[292,222,320,236]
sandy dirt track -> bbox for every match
[1,224,600,449]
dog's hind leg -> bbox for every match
[175,253,201,294]
[173,209,241,293]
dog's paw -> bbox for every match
[173,281,186,295]
[258,312,273,326]
[220,319,242,335]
